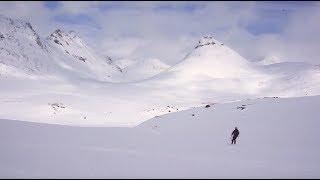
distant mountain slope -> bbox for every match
[0,15,124,81]
[140,36,270,99]
[257,62,320,97]
[0,15,51,75]
[1,15,320,127]
[112,58,170,82]
[0,15,171,82]
[47,29,124,81]
[256,55,282,65]
[165,36,259,79]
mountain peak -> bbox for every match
[195,35,223,49]
[68,30,78,38]
[51,29,63,37]
[49,29,79,40]
[0,15,46,50]
[0,15,50,74]
[48,29,85,48]
[0,14,23,26]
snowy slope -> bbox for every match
[257,62,320,97]
[0,14,167,82]
[0,15,123,81]
[113,57,170,82]
[1,14,320,179]
[47,29,123,81]
[166,36,258,79]
[1,15,320,127]
[1,96,320,178]
[1,31,320,126]
[257,55,282,65]
[143,36,320,99]
[0,15,51,75]
[137,36,272,105]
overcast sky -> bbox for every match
[1,1,319,65]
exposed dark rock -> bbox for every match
[105,56,113,64]
[49,103,66,113]
[194,36,220,49]
[195,42,215,49]
[78,56,86,62]
[54,29,63,38]
[263,96,280,99]
[105,56,123,73]
[54,39,62,46]
[237,105,246,110]
[26,22,45,50]
[73,55,86,62]
[115,66,123,73]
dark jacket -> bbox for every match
[232,129,239,138]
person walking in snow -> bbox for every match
[231,127,240,144]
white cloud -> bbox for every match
[0,1,319,64]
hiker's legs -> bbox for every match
[231,136,237,144]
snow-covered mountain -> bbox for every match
[1,14,320,179]
[140,36,271,102]
[0,15,171,82]
[0,15,124,81]
[47,29,125,81]
[1,15,320,127]
[144,35,320,99]
[158,36,260,80]
[0,15,51,75]
[111,58,170,82]
[258,62,320,97]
